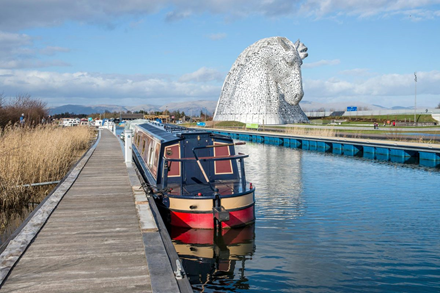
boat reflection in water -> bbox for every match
[170,224,255,291]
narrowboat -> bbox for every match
[132,122,255,229]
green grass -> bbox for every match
[212,121,246,127]
[309,114,437,123]
[337,129,440,134]
[340,114,437,123]
[341,122,372,125]
[333,124,440,128]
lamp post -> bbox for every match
[414,72,417,125]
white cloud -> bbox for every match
[386,8,440,22]
[165,10,193,22]
[0,32,35,62]
[39,46,70,56]
[179,67,224,83]
[0,31,71,69]
[299,0,440,19]
[306,71,438,96]
[207,33,227,40]
[0,1,163,31]
[1,0,439,31]
[0,31,32,48]
[0,69,221,106]
[339,68,373,76]
[2,68,438,108]
[0,60,70,69]
[303,71,440,107]
[303,59,340,68]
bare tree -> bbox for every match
[0,95,48,128]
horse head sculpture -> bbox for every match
[214,37,309,124]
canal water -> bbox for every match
[171,142,440,292]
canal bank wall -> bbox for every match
[207,128,440,168]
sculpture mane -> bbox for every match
[213,36,309,125]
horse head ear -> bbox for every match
[295,40,308,60]
[277,37,291,51]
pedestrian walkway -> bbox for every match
[1,130,155,292]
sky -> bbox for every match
[0,0,439,109]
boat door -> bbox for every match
[182,133,211,185]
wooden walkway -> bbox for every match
[1,130,159,292]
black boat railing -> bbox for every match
[192,142,247,191]
[163,153,250,196]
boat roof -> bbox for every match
[137,123,181,143]
[136,122,231,145]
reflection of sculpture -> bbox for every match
[214,37,309,124]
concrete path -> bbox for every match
[1,130,154,292]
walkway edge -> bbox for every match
[126,163,183,293]
[0,130,101,286]
[126,161,193,293]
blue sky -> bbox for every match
[0,0,439,108]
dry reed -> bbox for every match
[283,127,337,137]
[0,125,94,210]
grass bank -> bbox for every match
[325,114,437,123]
[284,127,336,137]
[1,125,94,241]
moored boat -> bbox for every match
[132,122,255,229]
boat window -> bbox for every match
[164,143,181,177]
[142,140,146,154]
[153,144,160,170]
[214,142,233,175]
[143,137,151,162]
[145,140,159,179]
[149,146,154,167]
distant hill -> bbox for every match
[49,100,417,116]
[300,101,385,112]
[391,106,413,110]
[48,104,128,115]
[159,100,217,116]
[124,104,162,113]
[48,100,218,116]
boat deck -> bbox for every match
[168,180,248,197]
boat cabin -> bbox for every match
[133,123,247,196]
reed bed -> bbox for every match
[0,125,94,238]
[283,127,337,137]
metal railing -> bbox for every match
[163,152,249,195]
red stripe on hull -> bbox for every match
[170,205,255,229]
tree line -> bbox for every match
[0,95,48,129]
